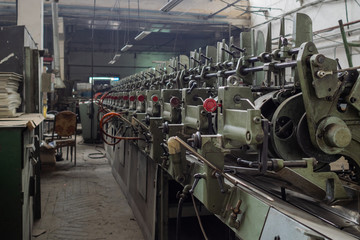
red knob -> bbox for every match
[170,96,181,108]
[129,96,136,101]
[203,98,217,112]
[137,95,145,102]
[152,95,159,102]
[123,95,129,100]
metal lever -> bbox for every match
[316,65,360,79]
[214,172,227,193]
[231,44,246,53]
[336,58,342,70]
[190,56,201,65]
[223,169,236,174]
[207,113,215,135]
[146,72,154,77]
[200,54,212,63]
[316,70,334,78]
[168,65,177,71]
[156,69,165,74]
[280,36,288,47]
[221,47,235,57]
[178,62,187,70]
[187,80,197,94]
[160,143,169,157]
[259,119,270,173]
[189,173,205,194]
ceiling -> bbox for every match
[0,0,256,54]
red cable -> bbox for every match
[99,112,141,146]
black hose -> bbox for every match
[175,197,185,240]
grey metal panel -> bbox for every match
[111,141,157,240]
[113,140,128,185]
[261,208,328,240]
[137,150,148,200]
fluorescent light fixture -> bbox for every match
[108,54,121,64]
[121,44,133,52]
[160,0,183,12]
[152,60,167,64]
[134,31,151,41]
[89,77,120,83]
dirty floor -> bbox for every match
[32,137,144,240]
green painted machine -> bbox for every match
[98,13,360,240]
[79,101,99,143]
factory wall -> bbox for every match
[67,51,176,83]
[37,0,250,27]
[249,0,360,68]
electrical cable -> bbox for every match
[191,194,208,240]
[99,112,142,146]
[175,197,184,240]
[313,33,343,44]
[88,148,106,159]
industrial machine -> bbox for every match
[98,14,360,240]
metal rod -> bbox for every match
[315,19,360,35]
[242,65,264,73]
[335,65,360,73]
[90,0,96,142]
[51,1,61,77]
[173,136,237,185]
[172,137,275,201]
[207,0,242,19]
[132,116,150,131]
[15,0,18,25]
[251,0,339,29]
[339,19,353,67]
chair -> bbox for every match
[49,111,77,166]
[43,110,58,139]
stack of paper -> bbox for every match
[0,72,22,117]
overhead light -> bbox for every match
[152,60,167,64]
[134,31,151,41]
[121,44,133,52]
[108,54,121,64]
[160,0,183,12]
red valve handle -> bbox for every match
[203,98,217,112]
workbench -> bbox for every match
[0,114,44,240]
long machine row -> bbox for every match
[98,13,360,240]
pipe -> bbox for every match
[90,0,96,142]
[251,0,340,29]
[15,0,18,25]
[183,60,297,81]
[51,0,65,88]
[207,0,242,19]
[314,19,360,35]
[339,19,353,67]
[51,1,60,77]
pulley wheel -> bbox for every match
[297,113,338,163]
[271,93,307,160]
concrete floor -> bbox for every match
[32,137,144,240]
